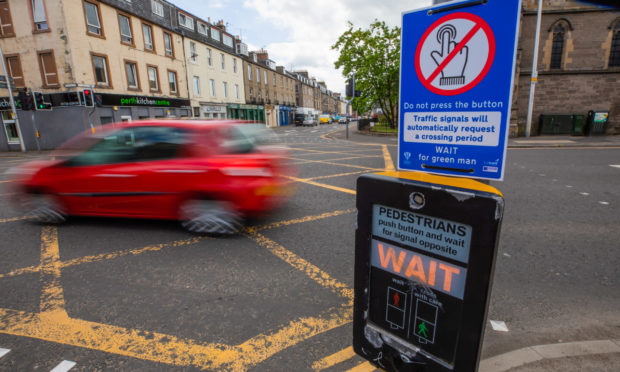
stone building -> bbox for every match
[513,1,619,135]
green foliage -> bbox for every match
[333,20,400,128]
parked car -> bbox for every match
[7,120,297,235]
[319,114,331,124]
[338,117,348,124]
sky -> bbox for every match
[169,0,433,95]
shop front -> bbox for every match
[200,103,227,119]
[277,105,293,126]
[227,103,265,123]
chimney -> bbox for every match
[216,20,226,31]
[256,49,269,61]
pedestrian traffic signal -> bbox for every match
[17,90,34,111]
[82,89,94,107]
[33,92,52,111]
[346,77,361,98]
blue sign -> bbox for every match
[398,0,521,181]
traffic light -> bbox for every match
[82,89,94,107]
[17,90,34,111]
[346,77,361,98]
[33,92,52,111]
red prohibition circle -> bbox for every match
[414,12,496,96]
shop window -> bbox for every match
[193,107,200,117]
[609,21,620,67]
[550,23,566,69]
[92,53,110,87]
[0,0,15,37]
[147,65,160,92]
[84,1,103,37]
[38,50,59,87]
[31,0,48,31]
[5,55,24,87]
[118,13,133,45]
[2,111,19,144]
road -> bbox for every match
[0,123,619,371]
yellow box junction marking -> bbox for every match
[312,346,357,371]
[0,210,356,370]
[347,361,377,372]
[382,145,395,171]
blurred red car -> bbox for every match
[8,120,296,234]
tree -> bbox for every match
[333,20,400,128]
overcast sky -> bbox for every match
[169,0,433,95]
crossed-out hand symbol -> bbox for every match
[430,24,468,86]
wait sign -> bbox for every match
[354,172,504,371]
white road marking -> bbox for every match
[610,165,620,169]
[490,320,509,332]
[566,185,573,188]
[599,201,609,205]
[580,192,590,196]
[50,360,77,372]
[514,140,575,144]
[0,348,10,359]
[503,253,511,258]
[539,174,546,177]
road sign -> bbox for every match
[398,0,521,181]
[353,171,504,371]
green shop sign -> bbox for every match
[97,93,190,108]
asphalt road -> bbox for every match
[0,123,618,371]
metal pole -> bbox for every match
[0,44,26,151]
[525,0,543,138]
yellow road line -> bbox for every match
[312,346,356,371]
[284,155,382,167]
[382,145,395,171]
[306,171,369,181]
[286,157,382,172]
[284,175,356,195]
[39,226,68,317]
[347,361,377,372]
[0,216,28,224]
[244,229,353,301]
[254,209,355,231]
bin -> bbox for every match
[585,110,609,136]
[571,114,586,136]
[538,114,573,135]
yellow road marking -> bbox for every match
[244,229,353,301]
[284,175,356,195]
[306,171,370,181]
[382,145,395,171]
[347,361,377,372]
[285,155,382,166]
[39,226,67,316]
[312,346,356,371]
[0,216,28,224]
[286,157,382,172]
[254,209,355,231]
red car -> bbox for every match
[8,120,296,234]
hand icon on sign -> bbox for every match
[430,24,468,86]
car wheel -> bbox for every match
[25,193,66,224]
[180,199,242,235]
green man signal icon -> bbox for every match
[417,321,429,338]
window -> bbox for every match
[84,1,102,36]
[209,79,215,96]
[207,48,212,66]
[3,112,18,144]
[264,71,267,85]
[142,24,154,51]
[235,84,239,99]
[31,0,48,31]
[147,65,159,91]
[193,76,200,95]
[178,13,193,29]
[0,0,15,37]
[163,32,174,57]
[222,82,228,97]
[211,27,220,41]
[92,54,110,86]
[5,55,24,87]
[249,87,253,99]
[220,53,225,70]
[118,14,133,45]
[197,22,208,36]
[273,74,276,86]
[258,90,262,100]
[193,107,200,117]
[168,70,177,94]
[190,41,197,62]
[609,22,620,67]
[281,76,284,88]
[248,65,252,80]
[256,68,260,83]
[550,24,565,69]
[38,51,58,87]
[233,58,237,73]
[151,0,164,17]
[125,60,139,89]
[223,34,233,47]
